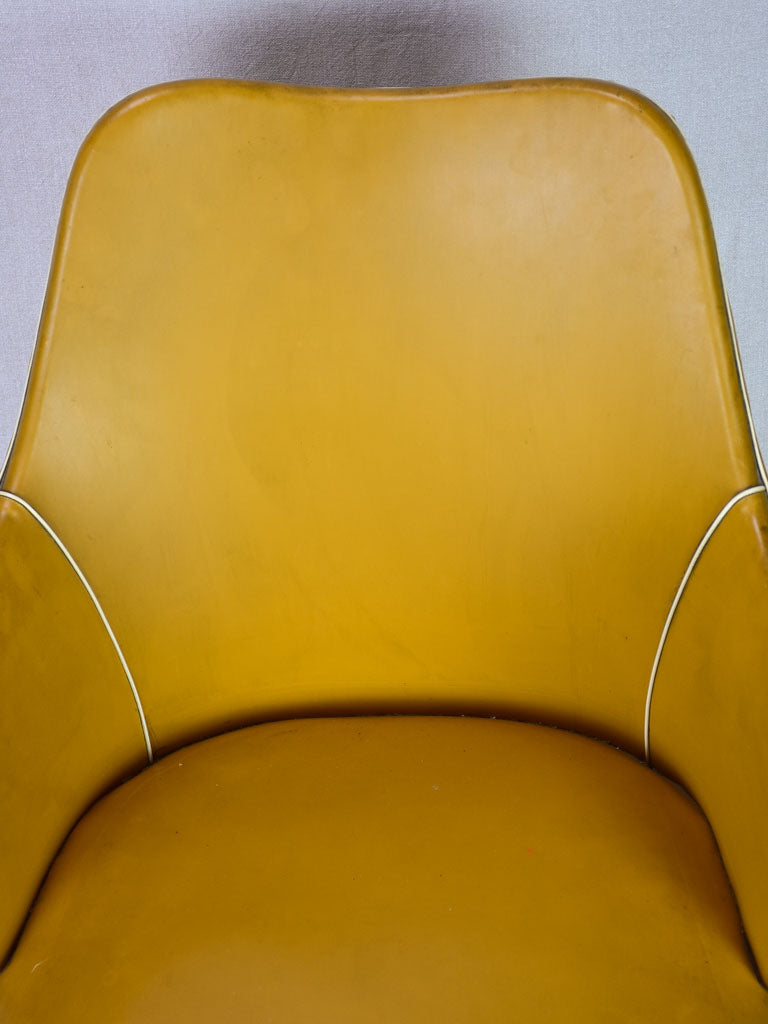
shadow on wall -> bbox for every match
[186,2,517,88]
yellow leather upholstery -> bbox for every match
[0,496,148,959]
[2,718,766,1023]
[1,80,759,761]
[1,78,767,1017]
[651,490,768,981]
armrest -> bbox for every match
[650,489,768,982]
[0,495,148,965]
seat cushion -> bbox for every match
[1,717,766,1022]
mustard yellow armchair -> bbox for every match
[1,78,767,1022]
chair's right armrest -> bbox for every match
[0,495,147,966]
[651,488,768,984]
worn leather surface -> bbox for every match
[1,717,766,1022]
[1,79,767,1002]
[3,5,768,465]
[3,80,759,762]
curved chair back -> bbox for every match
[3,79,766,972]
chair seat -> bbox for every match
[2,716,766,1022]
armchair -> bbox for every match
[1,77,767,1021]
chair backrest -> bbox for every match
[2,79,760,759]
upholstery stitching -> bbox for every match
[0,489,153,763]
[643,484,765,764]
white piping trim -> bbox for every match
[643,484,765,763]
[0,351,33,483]
[723,288,768,489]
[0,330,43,485]
[0,490,153,763]
[0,217,58,485]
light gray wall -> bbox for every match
[2,0,767,465]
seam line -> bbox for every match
[722,288,768,489]
[643,484,765,764]
[0,490,153,763]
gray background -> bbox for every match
[2,0,767,465]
